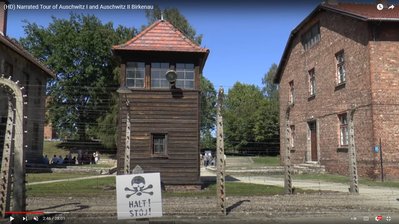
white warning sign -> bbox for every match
[116,173,162,219]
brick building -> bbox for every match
[274,2,399,179]
[0,0,54,163]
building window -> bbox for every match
[336,51,346,85]
[308,69,316,96]
[152,134,167,156]
[302,23,320,50]
[338,114,348,147]
[176,63,195,89]
[151,63,170,88]
[289,81,294,105]
[126,62,145,88]
[290,125,295,148]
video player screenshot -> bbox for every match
[0,0,398,223]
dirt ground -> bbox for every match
[9,157,399,223]
[24,191,399,224]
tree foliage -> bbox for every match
[200,75,217,149]
[145,5,203,45]
[20,14,136,142]
[262,63,279,99]
[200,75,217,134]
[223,64,280,153]
[224,82,265,148]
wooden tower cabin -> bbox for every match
[112,19,209,190]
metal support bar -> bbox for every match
[216,87,226,215]
[348,109,359,194]
[284,105,293,194]
[0,98,14,217]
[379,138,384,182]
[124,112,131,174]
[0,76,26,216]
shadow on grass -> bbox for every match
[201,175,240,189]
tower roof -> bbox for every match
[112,20,208,53]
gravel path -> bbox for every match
[26,192,399,223]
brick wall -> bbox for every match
[0,43,48,163]
[368,23,399,179]
[278,10,382,177]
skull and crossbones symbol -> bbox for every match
[125,176,153,198]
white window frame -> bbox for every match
[309,69,316,96]
[289,81,294,105]
[290,125,295,148]
[339,114,349,147]
[126,62,145,88]
[176,63,195,89]
[151,63,170,89]
[336,51,346,85]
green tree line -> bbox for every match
[20,7,279,153]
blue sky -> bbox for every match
[5,0,387,89]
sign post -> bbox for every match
[116,173,163,220]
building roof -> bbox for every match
[0,34,55,78]
[323,2,399,21]
[274,2,399,84]
[112,20,209,53]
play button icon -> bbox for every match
[9,216,14,222]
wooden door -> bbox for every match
[309,121,317,161]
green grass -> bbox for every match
[27,176,313,198]
[27,176,116,197]
[252,156,281,166]
[80,163,115,168]
[295,173,399,188]
[43,141,74,158]
[27,173,95,183]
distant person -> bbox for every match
[91,153,95,164]
[58,155,64,164]
[77,150,83,164]
[51,155,58,164]
[72,156,77,164]
[42,155,49,165]
[94,151,99,164]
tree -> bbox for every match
[256,63,280,153]
[262,63,279,100]
[20,14,136,141]
[224,82,265,149]
[200,75,217,149]
[253,99,279,142]
[259,64,280,141]
[145,6,203,45]
[200,75,217,134]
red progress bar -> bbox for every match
[5,211,45,215]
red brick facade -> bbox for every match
[275,3,399,179]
